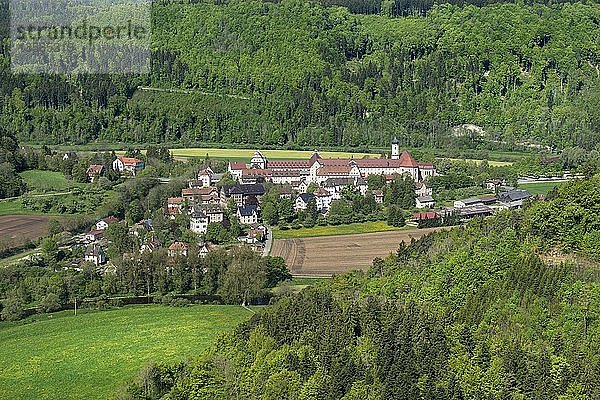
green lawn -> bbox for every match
[0,305,253,400]
[19,170,78,192]
[272,221,405,239]
[519,181,563,195]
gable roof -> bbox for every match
[237,205,258,217]
[229,162,247,170]
[314,187,331,197]
[297,193,316,203]
[87,164,104,175]
[117,157,143,166]
[398,150,418,168]
[222,184,266,196]
[182,187,218,197]
[417,196,435,203]
[190,205,207,219]
[498,189,531,202]
[169,242,188,251]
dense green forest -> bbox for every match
[1,0,599,150]
[118,175,600,399]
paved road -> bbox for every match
[262,228,273,257]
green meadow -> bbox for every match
[19,170,80,193]
[272,221,405,239]
[519,181,564,195]
[0,305,253,400]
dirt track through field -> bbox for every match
[271,227,445,276]
[0,215,50,246]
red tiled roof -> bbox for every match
[313,187,330,196]
[168,197,184,204]
[317,166,351,176]
[398,150,418,168]
[169,242,188,250]
[117,157,142,166]
[229,162,246,170]
[182,187,217,197]
[268,160,311,168]
[414,211,439,220]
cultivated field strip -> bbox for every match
[0,215,50,246]
[271,227,444,276]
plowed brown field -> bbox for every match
[0,215,50,246]
[271,227,444,276]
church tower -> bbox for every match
[391,137,399,160]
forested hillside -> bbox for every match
[119,176,600,399]
[1,0,599,150]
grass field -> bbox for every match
[0,305,253,400]
[272,221,405,239]
[19,170,79,192]
[117,148,379,161]
[0,200,30,216]
[519,181,563,195]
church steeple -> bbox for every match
[391,137,400,160]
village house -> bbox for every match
[168,242,188,258]
[295,193,316,212]
[416,195,435,209]
[322,177,368,199]
[95,216,118,231]
[85,229,103,242]
[200,204,225,224]
[140,236,161,254]
[84,244,106,266]
[371,189,383,204]
[313,187,334,212]
[221,183,265,207]
[296,179,310,194]
[277,185,294,199]
[166,197,185,218]
[130,219,153,238]
[415,181,433,197]
[244,224,267,244]
[86,164,104,182]
[497,189,532,209]
[112,157,145,175]
[190,206,210,234]
[198,243,210,258]
[485,179,504,192]
[197,167,217,187]
[237,205,259,225]
[181,187,220,204]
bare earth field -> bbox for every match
[0,215,50,246]
[271,227,444,276]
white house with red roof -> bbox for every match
[113,157,145,175]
